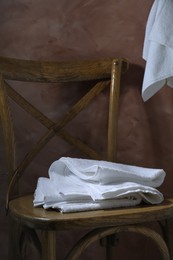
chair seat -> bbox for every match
[9,194,173,230]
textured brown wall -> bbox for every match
[1,0,173,259]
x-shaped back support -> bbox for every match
[0,57,128,210]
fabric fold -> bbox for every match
[49,157,165,187]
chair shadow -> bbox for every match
[119,63,173,197]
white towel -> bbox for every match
[34,157,165,213]
[142,0,173,101]
[49,157,165,188]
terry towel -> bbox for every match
[34,157,165,213]
[142,0,173,101]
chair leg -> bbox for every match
[8,217,22,260]
[41,231,57,260]
[8,216,42,260]
[164,218,173,260]
[100,234,119,260]
[106,242,116,260]
[22,227,42,260]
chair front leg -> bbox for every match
[8,217,22,260]
[164,218,173,260]
[8,216,42,260]
[41,230,57,260]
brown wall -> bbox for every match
[1,0,173,259]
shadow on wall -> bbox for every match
[119,62,173,197]
[117,63,154,167]
[145,86,173,198]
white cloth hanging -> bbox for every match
[142,0,173,101]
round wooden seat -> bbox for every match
[9,194,173,231]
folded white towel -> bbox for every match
[44,196,143,213]
[34,157,165,213]
[49,157,165,188]
[34,178,163,212]
[142,0,173,101]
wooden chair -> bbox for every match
[1,56,173,260]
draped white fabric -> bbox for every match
[142,0,173,101]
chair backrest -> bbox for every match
[0,57,128,209]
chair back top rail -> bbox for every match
[0,57,128,82]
